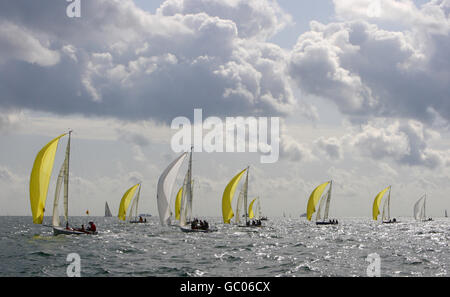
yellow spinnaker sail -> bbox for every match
[175,186,183,220]
[222,168,247,224]
[248,198,257,219]
[30,133,67,224]
[306,181,330,221]
[372,186,391,220]
[118,183,140,221]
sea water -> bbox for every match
[0,216,448,277]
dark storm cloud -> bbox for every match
[0,0,298,123]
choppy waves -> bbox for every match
[0,216,448,277]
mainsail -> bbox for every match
[222,168,247,224]
[157,152,188,225]
[413,194,426,221]
[30,133,67,224]
[306,181,331,221]
[372,186,391,221]
[52,132,71,227]
[118,183,140,221]
[179,150,193,227]
[105,202,112,217]
[127,184,141,222]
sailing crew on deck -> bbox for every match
[87,222,96,232]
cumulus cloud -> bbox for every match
[157,0,293,40]
[346,119,450,168]
[279,134,315,162]
[289,0,450,125]
[0,21,60,66]
[0,0,299,123]
[314,136,343,160]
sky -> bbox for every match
[0,0,449,219]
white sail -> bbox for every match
[127,184,141,221]
[316,191,327,222]
[323,181,332,221]
[105,202,112,217]
[413,195,425,220]
[382,188,391,221]
[52,162,65,227]
[235,188,244,225]
[255,197,261,220]
[63,133,70,222]
[52,133,71,227]
[157,152,187,226]
[419,197,426,220]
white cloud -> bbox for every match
[339,119,450,168]
[289,1,450,125]
[157,0,293,40]
[0,0,300,122]
[0,21,60,66]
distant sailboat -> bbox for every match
[118,183,145,223]
[247,197,264,227]
[445,210,448,218]
[306,181,338,225]
[413,194,433,222]
[372,185,397,223]
[105,202,112,217]
[222,167,248,225]
[157,152,187,226]
[30,131,97,235]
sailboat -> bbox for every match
[222,166,260,227]
[372,185,398,224]
[413,194,432,222]
[306,180,338,225]
[105,201,112,217]
[30,131,97,235]
[118,183,146,223]
[252,196,267,221]
[157,152,187,226]
[178,149,216,232]
[247,197,263,227]
[446,210,448,218]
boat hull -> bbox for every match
[382,221,399,224]
[53,226,97,235]
[316,222,338,225]
[179,226,217,233]
[129,221,147,224]
[238,224,264,228]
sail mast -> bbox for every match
[134,184,141,220]
[323,180,332,221]
[63,131,71,223]
[387,186,391,221]
[187,148,193,223]
[244,166,249,224]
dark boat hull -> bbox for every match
[53,226,98,235]
[179,226,217,233]
[316,222,338,225]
